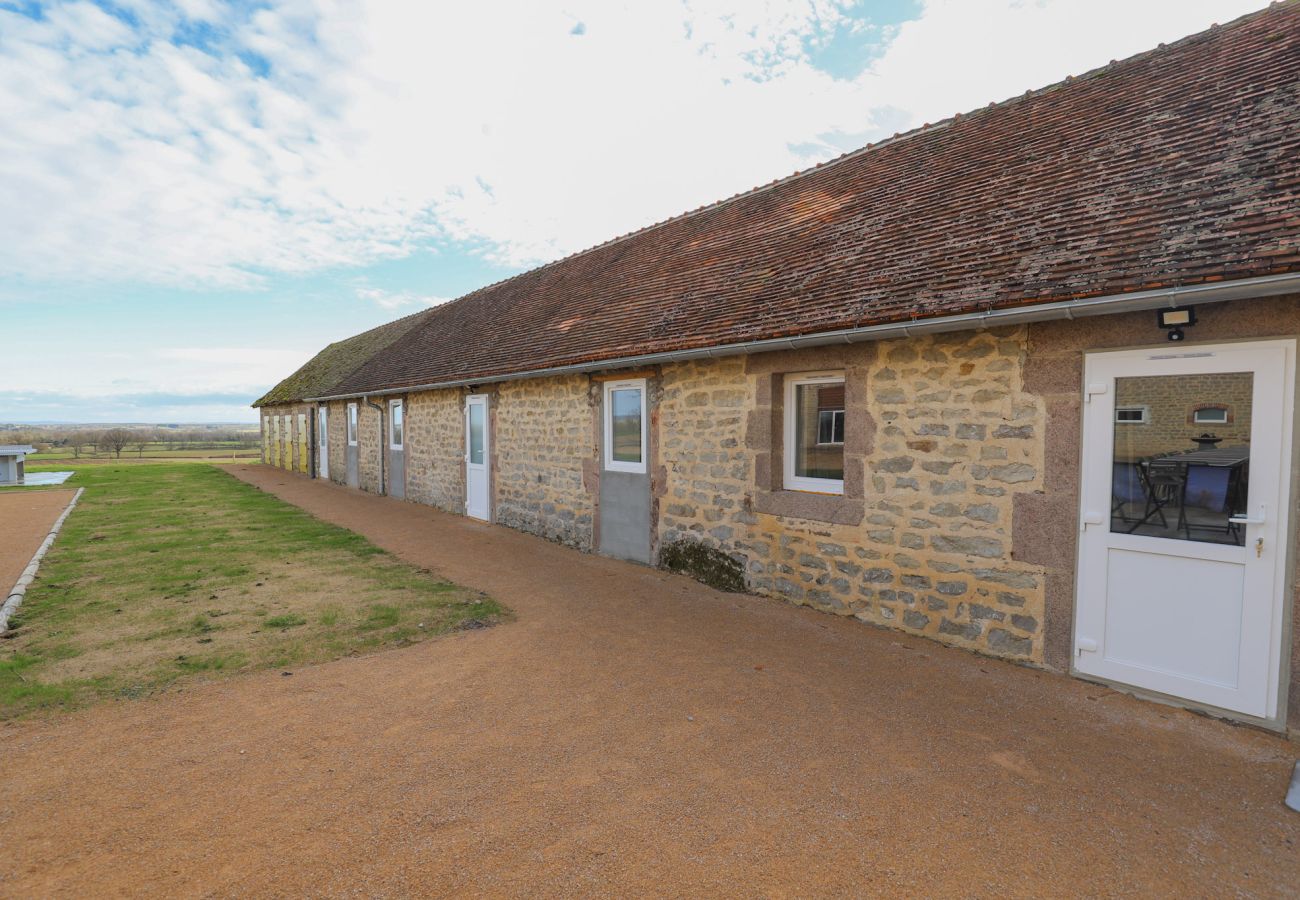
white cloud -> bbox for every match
[0,0,1265,287]
[355,287,452,311]
[6,344,315,400]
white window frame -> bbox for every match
[347,402,358,446]
[389,399,404,450]
[1115,405,1149,424]
[784,371,845,495]
[603,378,647,474]
[1193,406,1229,425]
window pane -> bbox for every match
[391,403,403,445]
[610,388,642,463]
[1111,373,1251,545]
[795,381,844,481]
[468,403,485,464]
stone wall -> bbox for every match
[658,328,1048,664]
[326,400,348,486]
[357,400,383,494]
[406,388,466,514]
[268,295,1299,731]
[493,374,595,547]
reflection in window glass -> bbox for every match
[468,403,485,465]
[610,388,642,463]
[1110,372,1251,546]
[347,404,358,443]
[795,381,845,481]
[390,401,403,447]
[1193,406,1229,424]
[470,403,486,463]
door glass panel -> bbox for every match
[1111,373,1251,545]
[468,403,485,465]
[794,380,845,480]
[609,388,643,464]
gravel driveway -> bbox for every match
[1,465,1296,897]
[0,488,76,594]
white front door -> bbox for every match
[317,407,329,480]
[1075,340,1294,718]
[465,395,490,521]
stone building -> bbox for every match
[254,7,1300,734]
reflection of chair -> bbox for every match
[1111,462,1145,521]
[1123,458,1186,534]
[1184,466,1231,511]
[1180,464,1239,542]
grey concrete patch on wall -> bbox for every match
[1,487,83,633]
[599,469,651,564]
[389,447,405,499]
[347,443,359,489]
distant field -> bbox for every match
[27,442,258,463]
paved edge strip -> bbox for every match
[0,487,84,633]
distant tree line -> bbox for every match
[0,424,259,458]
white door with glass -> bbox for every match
[1075,340,1294,718]
[317,407,329,479]
[465,395,490,521]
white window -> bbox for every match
[1193,406,1228,425]
[603,378,647,474]
[784,372,845,494]
[1115,406,1149,424]
[347,402,358,445]
[318,408,328,444]
[389,399,404,450]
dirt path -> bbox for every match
[0,489,76,595]
[1,466,1296,897]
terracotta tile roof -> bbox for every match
[318,3,1299,399]
[253,310,427,406]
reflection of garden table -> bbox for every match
[1155,446,1250,468]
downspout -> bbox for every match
[364,395,386,495]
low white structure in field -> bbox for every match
[0,446,34,485]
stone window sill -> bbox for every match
[754,489,864,526]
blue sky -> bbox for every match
[0,0,1264,423]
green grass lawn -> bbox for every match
[1,463,505,718]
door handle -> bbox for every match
[1228,505,1266,526]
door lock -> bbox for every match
[1256,537,1264,558]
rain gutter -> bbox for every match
[305,272,1300,402]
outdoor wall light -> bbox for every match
[1157,305,1197,341]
